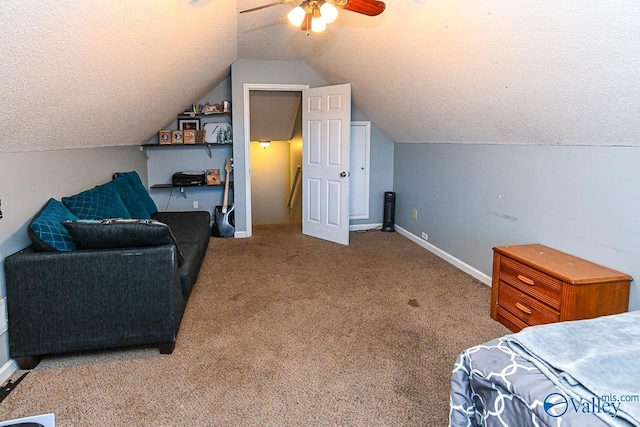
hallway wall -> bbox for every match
[250,141,291,225]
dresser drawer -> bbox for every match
[500,256,562,310]
[497,281,559,326]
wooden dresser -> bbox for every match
[490,244,631,332]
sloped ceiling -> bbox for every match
[237,0,640,146]
[0,0,237,153]
[2,1,640,153]
[249,91,301,141]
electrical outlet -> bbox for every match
[412,209,418,220]
[421,232,428,241]
[193,200,199,209]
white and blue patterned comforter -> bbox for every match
[449,336,631,427]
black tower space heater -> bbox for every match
[382,191,396,232]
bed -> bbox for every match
[450,310,640,427]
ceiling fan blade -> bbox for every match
[340,0,385,16]
[239,0,295,14]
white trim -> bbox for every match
[233,230,249,239]
[395,225,492,286]
[242,83,309,239]
[0,358,19,384]
[349,223,381,231]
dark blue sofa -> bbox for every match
[4,172,210,369]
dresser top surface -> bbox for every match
[493,244,632,284]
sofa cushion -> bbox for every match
[113,171,158,215]
[62,218,183,265]
[28,198,79,252]
[62,183,131,220]
[152,211,211,244]
[177,243,199,296]
[110,177,151,219]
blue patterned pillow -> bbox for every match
[28,198,79,251]
[113,171,158,215]
[109,177,151,219]
[62,183,131,220]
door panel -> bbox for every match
[308,178,321,223]
[302,84,351,245]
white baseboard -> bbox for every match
[349,223,382,232]
[0,358,19,384]
[395,225,491,286]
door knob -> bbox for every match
[340,171,348,177]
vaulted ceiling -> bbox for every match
[2,0,639,153]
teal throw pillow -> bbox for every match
[113,171,158,215]
[109,177,151,219]
[62,183,131,220]
[28,198,79,251]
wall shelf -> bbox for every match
[150,182,233,198]
[177,112,231,118]
[141,143,231,158]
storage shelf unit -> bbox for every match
[144,107,233,210]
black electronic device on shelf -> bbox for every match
[172,171,205,187]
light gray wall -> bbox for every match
[231,59,394,233]
[394,143,640,311]
[0,146,147,372]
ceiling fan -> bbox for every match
[240,0,386,34]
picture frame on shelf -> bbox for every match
[178,118,200,131]
[195,130,206,144]
[183,129,196,144]
[171,130,183,144]
[158,130,171,145]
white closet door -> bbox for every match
[349,121,371,220]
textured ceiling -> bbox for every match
[2,1,640,153]
[237,0,640,146]
[1,0,237,152]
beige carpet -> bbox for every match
[0,224,509,426]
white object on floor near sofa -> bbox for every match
[0,413,55,426]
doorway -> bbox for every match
[242,83,354,244]
[243,84,307,235]
[249,90,303,226]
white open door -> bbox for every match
[302,83,351,245]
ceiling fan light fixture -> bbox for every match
[287,4,307,27]
[310,4,326,32]
[320,2,339,24]
[311,15,327,32]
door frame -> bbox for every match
[242,83,309,238]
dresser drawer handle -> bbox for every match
[515,302,532,315]
[517,274,535,285]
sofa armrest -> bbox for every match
[4,245,184,358]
